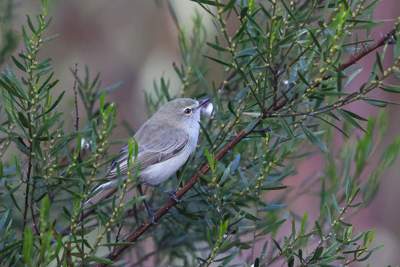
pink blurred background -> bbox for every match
[7,0,400,265]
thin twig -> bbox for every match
[72,63,80,135]
[71,63,86,263]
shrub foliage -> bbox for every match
[1,0,400,266]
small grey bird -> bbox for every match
[85,97,210,221]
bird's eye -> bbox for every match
[184,107,192,115]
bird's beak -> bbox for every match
[198,97,210,109]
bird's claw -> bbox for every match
[166,190,181,203]
[146,207,157,225]
[149,215,157,225]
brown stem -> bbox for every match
[72,64,80,135]
[96,26,397,265]
[72,63,86,264]
[338,29,396,71]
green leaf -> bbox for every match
[160,78,171,101]
[218,219,229,239]
[235,47,257,58]
[380,136,400,169]
[315,221,323,239]
[36,91,65,119]
[40,195,50,232]
[260,219,286,235]
[22,227,33,266]
[344,68,363,87]
[190,0,225,6]
[11,56,26,72]
[41,0,49,16]
[0,210,11,231]
[240,7,249,19]
[338,109,366,132]
[363,171,379,204]
[279,117,294,138]
[18,112,30,128]
[259,203,287,212]
[341,109,367,121]
[204,55,233,68]
[127,137,138,166]
[363,127,396,198]
[204,148,216,173]
[206,42,229,52]
[288,256,294,267]
[375,52,384,74]
[254,258,260,267]
[0,76,25,99]
[380,83,400,93]
[26,15,37,34]
[355,118,374,176]
[363,230,375,247]
[301,125,327,153]
[248,0,255,12]
[87,256,114,265]
[227,101,237,117]
[99,92,106,113]
[297,71,311,86]
[363,98,389,107]
[262,185,287,191]
[309,246,324,263]
[219,154,240,185]
[308,30,321,51]
[300,212,308,236]
[222,0,236,12]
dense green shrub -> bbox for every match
[1,0,400,266]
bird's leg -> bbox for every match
[136,184,156,224]
[165,189,180,203]
[154,185,181,203]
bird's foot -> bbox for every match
[165,190,181,203]
[142,199,157,225]
[145,206,157,225]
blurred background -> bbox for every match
[3,0,400,265]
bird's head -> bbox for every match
[155,97,211,129]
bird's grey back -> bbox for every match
[107,119,189,179]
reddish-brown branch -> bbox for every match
[304,29,397,93]
[339,29,396,71]
[96,26,397,265]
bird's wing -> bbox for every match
[107,125,189,179]
[84,125,189,208]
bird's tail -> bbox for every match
[83,180,118,209]
[60,181,121,236]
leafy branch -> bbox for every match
[99,23,399,264]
